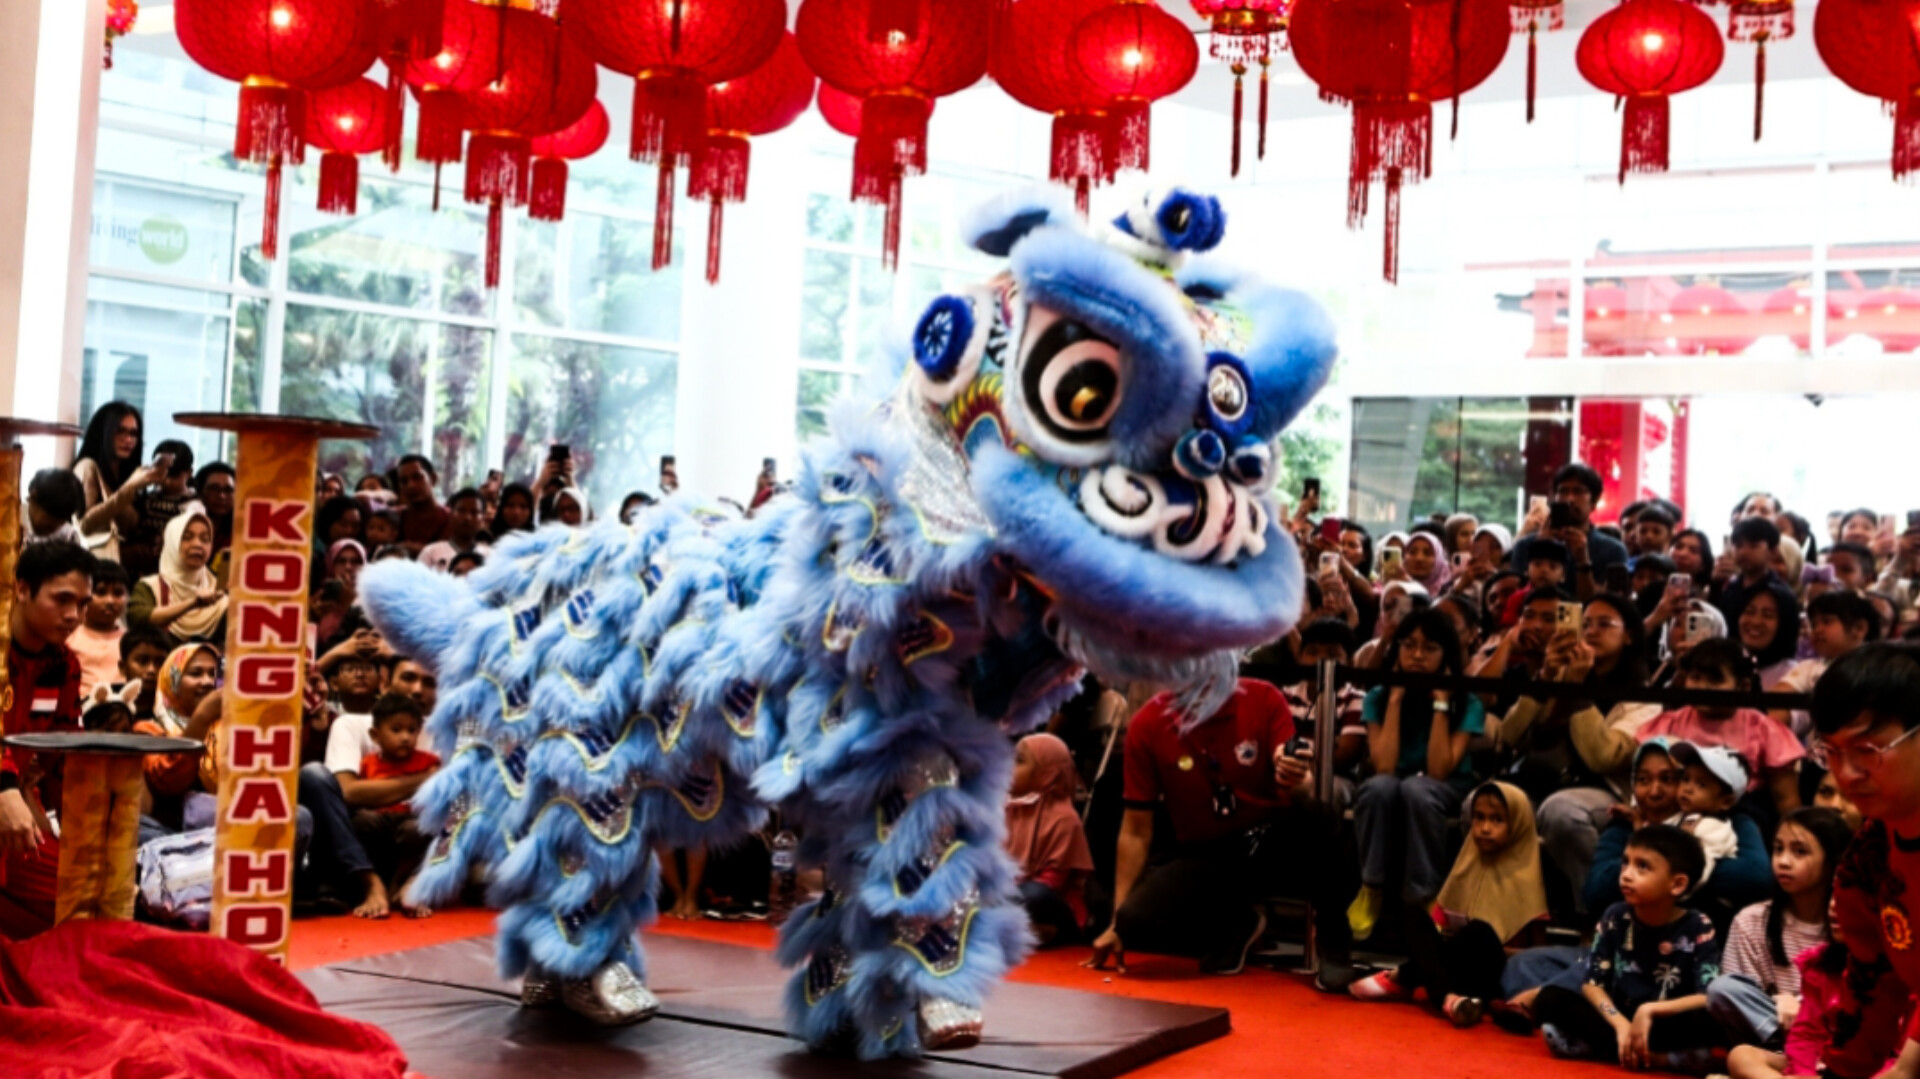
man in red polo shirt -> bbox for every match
[0,541,92,938]
[1085,677,1355,984]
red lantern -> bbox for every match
[1761,283,1817,352]
[304,78,390,215]
[993,0,1115,217]
[798,0,987,269]
[456,7,597,289]
[1510,0,1563,123]
[1727,0,1792,140]
[1290,0,1509,283]
[369,0,446,170]
[404,0,496,210]
[1576,0,1723,185]
[530,100,611,224]
[692,34,816,285]
[1190,0,1289,173]
[174,0,376,259]
[1813,0,1920,182]
[568,0,786,270]
[1071,0,1199,180]
[105,0,139,68]
[1667,283,1754,355]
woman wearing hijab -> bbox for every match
[133,642,221,838]
[1005,733,1094,946]
[1403,531,1455,596]
[127,508,229,644]
[1351,782,1548,1027]
[542,486,589,527]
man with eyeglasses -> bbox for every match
[1810,643,1920,1079]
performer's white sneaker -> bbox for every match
[917,997,983,1050]
[562,962,660,1025]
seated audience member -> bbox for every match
[1508,463,1630,599]
[1480,570,1525,637]
[1726,941,1857,1079]
[372,543,412,563]
[1836,509,1879,551]
[1717,516,1786,622]
[448,550,485,577]
[1582,740,1686,920]
[1090,678,1355,984]
[1771,591,1879,735]
[91,438,196,580]
[418,487,490,572]
[1825,542,1876,594]
[0,541,92,938]
[1807,643,1920,1079]
[1280,618,1369,787]
[192,461,236,555]
[1350,782,1548,1028]
[1005,733,1093,947]
[115,625,169,721]
[1500,593,1662,902]
[1865,590,1901,641]
[363,508,401,553]
[1708,807,1852,1053]
[1404,529,1453,596]
[326,538,367,608]
[1508,538,1572,616]
[1350,610,1485,941]
[1632,553,1679,606]
[542,486,589,527]
[491,482,537,539]
[348,693,438,920]
[1532,825,1723,1070]
[1809,770,1862,831]
[355,473,388,494]
[392,455,449,554]
[1620,501,1651,557]
[1668,743,1773,916]
[25,468,83,547]
[1355,580,1428,669]
[1476,586,1563,685]
[1452,524,1514,601]
[1735,492,1783,527]
[316,495,364,548]
[82,699,133,734]
[1636,506,1678,557]
[1672,529,1717,594]
[1770,538,1807,601]
[128,509,230,645]
[1728,580,1804,690]
[69,560,128,696]
[1638,639,1805,818]
[318,472,346,502]
[386,655,439,715]
[1444,513,1480,557]
[1435,594,1484,664]
[133,643,220,843]
[306,649,415,920]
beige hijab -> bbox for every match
[1433,781,1549,944]
[143,506,229,641]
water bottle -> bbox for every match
[769,828,798,925]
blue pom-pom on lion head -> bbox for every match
[904,185,1338,697]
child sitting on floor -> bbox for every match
[1583,739,1686,916]
[1670,742,1774,917]
[1725,939,1865,1079]
[1533,824,1725,1072]
[349,693,440,919]
[1005,733,1093,946]
[1350,781,1548,1028]
[1709,807,1853,1054]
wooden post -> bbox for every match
[177,413,374,964]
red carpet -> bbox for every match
[288,913,1620,1079]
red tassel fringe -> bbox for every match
[691,135,751,204]
[529,158,568,222]
[236,82,301,165]
[1895,96,1920,183]
[882,172,903,271]
[485,197,503,290]
[1230,65,1245,178]
[416,89,464,164]
[1619,94,1669,184]
[1073,177,1090,220]
[633,73,707,166]
[1050,113,1106,187]
[652,161,676,270]
[1526,25,1537,124]
[1349,98,1431,228]
[867,0,923,43]
[1258,60,1270,161]
[1383,167,1402,284]
[706,198,725,285]
[464,133,531,207]
[263,159,282,260]
[383,62,405,171]
[1753,40,1766,142]
[318,152,358,215]
[1108,100,1150,173]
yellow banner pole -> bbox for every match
[177,413,374,964]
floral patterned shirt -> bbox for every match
[1585,902,1723,1014]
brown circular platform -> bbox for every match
[174,412,380,441]
[0,418,82,440]
[3,732,204,756]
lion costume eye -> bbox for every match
[1022,312,1123,443]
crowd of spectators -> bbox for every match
[12,400,1920,1077]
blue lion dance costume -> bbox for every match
[359,186,1336,1058]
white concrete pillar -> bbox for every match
[0,0,106,469]
[672,131,808,502]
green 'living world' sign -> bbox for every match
[138,215,188,265]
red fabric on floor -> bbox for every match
[0,920,407,1079]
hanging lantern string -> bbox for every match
[1231,62,1246,176]
[1753,35,1766,141]
[1449,0,1464,140]
[1258,57,1270,160]
[1526,19,1538,123]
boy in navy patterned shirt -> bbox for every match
[1534,824,1726,1070]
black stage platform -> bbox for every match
[298,934,1230,1078]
